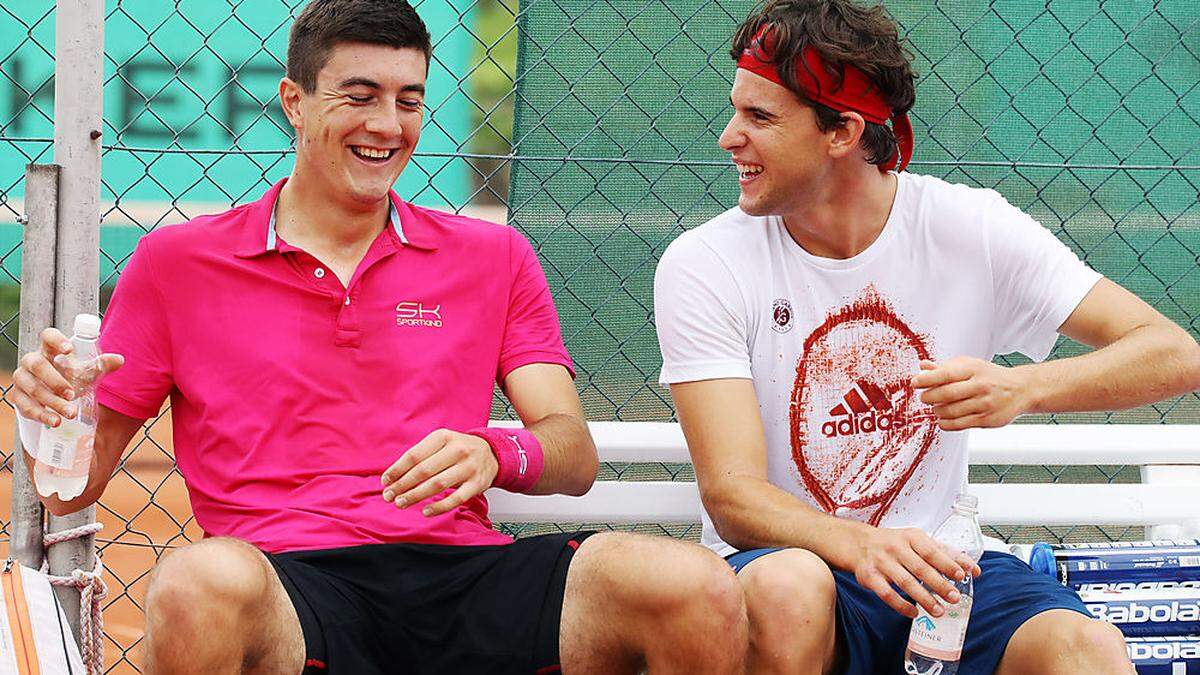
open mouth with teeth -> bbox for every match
[737,162,764,180]
[350,145,398,163]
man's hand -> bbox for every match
[8,327,124,428]
[849,526,982,619]
[911,357,1031,431]
[380,429,499,517]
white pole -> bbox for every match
[49,0,105,644]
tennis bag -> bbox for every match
[0,560,85,674]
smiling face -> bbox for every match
[280,42,427,210]
[719,68,833,219]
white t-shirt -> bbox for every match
[654,172,1102,557]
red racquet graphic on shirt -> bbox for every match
[789,286,939,526]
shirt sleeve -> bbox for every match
[654,232,753,384]
[985,192,1103,361]
[96,237,175,419]
[497,229,574,382]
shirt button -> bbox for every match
[314,268,325,279]
[344,296,351,306]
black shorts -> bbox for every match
[266,531,596,675]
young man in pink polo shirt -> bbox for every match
[10,1,748,672]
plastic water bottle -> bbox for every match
[904,493,985,675]
[34,314,102,500]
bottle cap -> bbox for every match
[73,313,101,338]
[1028,542,1057,578]
[953,492,979,512]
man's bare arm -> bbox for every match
[915,279,1200,430]
[671,377,976,619]
[503,363,597,496]
[1031,278,1200,412]
[380,363,597,515]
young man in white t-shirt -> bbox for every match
[654,0,1200,673]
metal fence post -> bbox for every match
[47,0,105,644]
[11,165,60,571]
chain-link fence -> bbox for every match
[1,0,1197,671]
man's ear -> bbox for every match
[827,111,866,161]
[279,77,304,132]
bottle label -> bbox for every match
[909,596,972,661]
[39,424,82,470]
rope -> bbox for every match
[41,523,107,675]
[42,523,103,548]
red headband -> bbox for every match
[736,25,913,172]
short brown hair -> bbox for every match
[287,0,432,93]
[731,0,916,167]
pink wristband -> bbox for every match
[467,427,545,493]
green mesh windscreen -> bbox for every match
[508,0,1199,423]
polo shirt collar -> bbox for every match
[235,178,439,258]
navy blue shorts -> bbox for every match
[726,548,1090,674]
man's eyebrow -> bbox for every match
[729,97,776,117]
[736,102,776,119]
[337,78,425,96]
[339,77,381,89]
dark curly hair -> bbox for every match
[731,0,916,167]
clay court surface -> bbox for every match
[2,372,195,673]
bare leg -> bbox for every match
[142,537,305,675]
[995,609,1133,675]
[559,533,749,674]
[737,548,837,674]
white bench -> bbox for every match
[487,423,1200,535]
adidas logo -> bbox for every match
[820,380,934,438]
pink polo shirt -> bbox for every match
[96,179,573,554]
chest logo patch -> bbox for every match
[772,298,793,333]
[396,301,443,328]
[789,285,938,525]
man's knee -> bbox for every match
[1062,617,1129,667]
[739,548,836,626]
[678,545,746,626]
[146,537,270,624]
[572,533,745,626]
[561,534,748,670]
[1004,610,1132,674]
